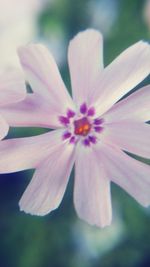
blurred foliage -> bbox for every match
[0,0,150,267]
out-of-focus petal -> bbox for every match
[0,115,9,140]
[92,41,150,116]
[0,130,64,173]
[103,85,150,122]
[98,144,150,207]
[103,120,150,158]
[74,145,112,227]
[1,93,62,129]
[0,69,26,106]
[19,142,75,215]
[18,44,74,114]
[68,29,103,106]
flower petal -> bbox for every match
[104,120,150,158]
[0,115,9,140]
[0,130,64,173]
[0,93,62,128]
[92,41,150,116]
[98,143,150,207]
[0,69,26,106]
[68,29,103,106]
[74,145,112,227]
[18,44,74,115]
[104,85,150,123]
[19,142,75,215]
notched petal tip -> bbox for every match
[76,210,112,228]
[69,28,103,46]
[19,200,51,216]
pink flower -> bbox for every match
[0,29,150,227]
[0,69,26,140]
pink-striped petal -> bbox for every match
[104,120,150,158]
[92,41,150,116]
[18,44,74,115]
[0,130,64,173]
[104,85,150,123]
[0,93,62,128]
[19,142,75,215]
[98,144,150,207]
[0,115,9,140]
[0,69,26,106]
[74,145,112,227]
[68,29,103,106]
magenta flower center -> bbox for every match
[59,103,104,146]
[74,117,91,136]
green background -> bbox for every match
[0,0,150,267]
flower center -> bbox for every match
[59,103,104,146]
[74,117,91,136]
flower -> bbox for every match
[0,69,26,140]
[0,0,48,69]
[0,29,150,227]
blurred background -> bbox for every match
[0,0,150,266]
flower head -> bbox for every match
[0,29,150,227]
[0,69,26,140]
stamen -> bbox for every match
[70,136,76,144]
[83,138,90,146]
[94,126,103,133]
[59,116,70,125]
[60,107,104,147]
[63,132,71,140]
[89,135,97,144]
[67,109,76,118]
[80,103,87,114]
[87,107,95,116]
[94,118,104,125]
[74,117,91,136]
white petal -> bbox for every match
[98,143,150,207]
[92,41,150,116]
[0,115,9,140]
[19,142,75,215]
[68,29,103,106]
[104,85,150,122]
[74,145,112,227]
[0,69,26,106]
[104,120,150,158]
[18,44,74,114]
[1,93,62,129]
[0,130,64,173]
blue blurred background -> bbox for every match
[0,0,150,266]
